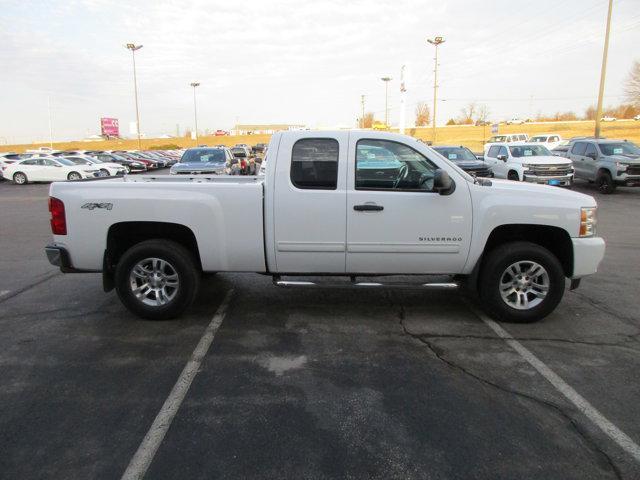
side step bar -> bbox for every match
[272,276,459,290]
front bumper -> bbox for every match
[572,237,606,278]
[614,174,640,187]
[523,173,573,186]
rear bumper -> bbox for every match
[45,244,88,273]
[572,237,606,279]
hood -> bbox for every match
[608,154,640,163]
[513,155,572,165]
[454,160,487,169]
[485,178,596,205]
[172,162,226,171]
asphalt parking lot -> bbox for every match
[1,176,639,479]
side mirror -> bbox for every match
[433,169,454,195]
[497,154,507,161]
[476,155,484,161]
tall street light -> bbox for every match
[190,82,200,144]
[125,43,143,149]
[380,77,392,127]
[594,0,613,139]
[427,36,445,144]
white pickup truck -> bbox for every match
[45,130,605,323]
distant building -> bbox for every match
[233,124,306,135]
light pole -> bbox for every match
[360,94,365,128]
[125,43,143,149]
[400,65,407,134]
[427,36,445,144]
[190,82,200,144]
[380,77,392,128]
[594,0,613,139]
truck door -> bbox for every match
[570,142,587,178]
[272,132,348,273]
[345,134,472,274]
[583,143,598,178]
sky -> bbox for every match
[0,0,639,144]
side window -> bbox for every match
[290,138,339,190]
[487,146,500,157]
[43,159,58,166]
[550,136,559,142]
[571,142,587,155]
[98,155,111,161]
[355,139,437,191]
[498,146,509,157]
[584,143,597,157]
[21,159,37,165]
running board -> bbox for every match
[272,276,459,290]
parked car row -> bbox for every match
[0,148,184,184]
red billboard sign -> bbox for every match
[100,117,120,137]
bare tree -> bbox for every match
[584,105,597,120]
[477,104,490,124]
[362,112,375,128]
[624,60,640,107]
[458,102,477,125]
[415,102,430,126]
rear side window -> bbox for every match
[584,143,597,157]
[290,138,339,189]
[571,142,587,155]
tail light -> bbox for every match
[49,197,67,235]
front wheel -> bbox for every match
[115,239,200,320]
[479,241,565,323]
[67,171,82,181]
[99,168,110,177]
[596,171,616,194]
[507,171,520,181]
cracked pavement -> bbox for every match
[0,178,639,479]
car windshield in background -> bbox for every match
[433,147,477,162]
[56,158,75,166]
[530,137,548,142]
[231,148,247,157]
[64,157,91,165]
[181,149,226,163]
[509,145,551,157]
[489,135,507,142]
[599,142,640,156]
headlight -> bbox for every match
[579,207,597,237]
[615,162,628,169]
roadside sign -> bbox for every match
[491,123,498,134]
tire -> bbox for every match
[507,171,519,181]
[596,171,616,194]
[13,172,28,185]
[124,165,131,174]
[115,239,200,320]
[99,168,110,177]
[479,241,565,323]
[67,171,82,181]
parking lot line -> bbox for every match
[470,306,640,464]
[120,290,234,480]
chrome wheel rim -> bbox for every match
[129,257,179,307]
[499,260,549,310]
[69,173,81,180]
[14,173,26,184]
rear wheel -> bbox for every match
[67,171,82,181]
[99,168,110,176]
[115,240,200,320]
[124,165,131,174]
[507,171,520,181]
[596,171,616,194]
[479,241,565,323]
[13,172,28,185]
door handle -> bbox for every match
[354,204,384,212]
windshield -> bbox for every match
[530,136,548,142]
[180,149,226,163]
[64,157,91,165]
[488,135,507,142]
[509,145,551,157]
[231,148,247,158]
[432,147,478,163]
[598,142,640,156]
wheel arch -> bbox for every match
[103,221,202,291]
[471,224,573,291]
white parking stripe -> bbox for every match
[121,290,234,480]
[472,307,640,464]
[0,290,10,298]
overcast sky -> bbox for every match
[1,0,638,143]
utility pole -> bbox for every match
[595,0,613,139]
[427,36,445,144]
[380,77,392,128]
[47,96,53,149]
[125,43,143,149]
[360,94,365,128]
[190,82,200,144]
[400,65,407,134]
